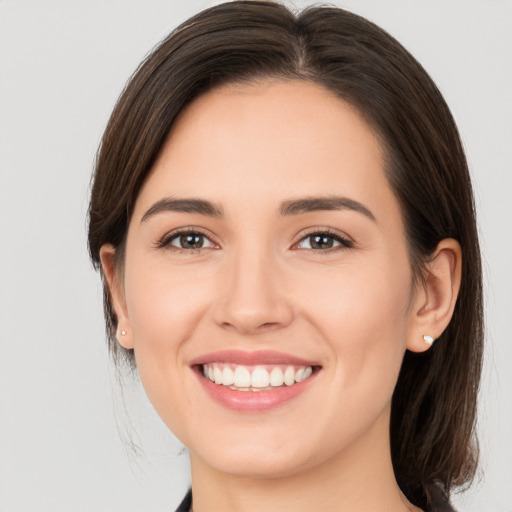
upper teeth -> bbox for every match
[203,363,313,390]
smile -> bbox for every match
[202,363,314,391]
[191,350,321,412]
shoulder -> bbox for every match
[174,488,457,512]
[174,489,192,512]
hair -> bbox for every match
[87,1,483,509]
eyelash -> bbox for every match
[294,228,354,252]
[155,227,218,254]
[156,227,354,254]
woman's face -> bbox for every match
[112,80,421,478]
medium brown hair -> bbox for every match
[88,2,483,509]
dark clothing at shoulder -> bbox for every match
[175,489,192,512]
[174,488,457,512]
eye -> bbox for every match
[158,229,216,251]
[295,230,353,251]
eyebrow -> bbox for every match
[141,195,375,222]
[279,196,376,221]
[141,198,224,222]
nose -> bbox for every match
[212,246,294,335]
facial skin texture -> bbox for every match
[101,80,461,512]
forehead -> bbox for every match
[134,79,396,221]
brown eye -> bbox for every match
[166,231,215,250]
[296,232,352,251]
[309,234,336,249]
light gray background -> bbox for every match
[0,1,511,511]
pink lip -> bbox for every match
[190,350,321,412]
[195,369,318,412]
[189,349,319,367]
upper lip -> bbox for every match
[189,349,320,367]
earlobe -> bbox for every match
[99,244,134,350]
[407,238,462,353]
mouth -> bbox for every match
[200,362,315,391]
[190,350,321,411]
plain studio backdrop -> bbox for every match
[0,1,511,511]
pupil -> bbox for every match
[181,234,203,248]
[312,235,333,249]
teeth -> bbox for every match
[214,366,223,385]
[222,366,234,386]
[202,362,315,390]
[233,366,251,387]
[251,367,270,388]
[284,366,295,386]
[270,367,284,387]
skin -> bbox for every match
[101,80,461,512]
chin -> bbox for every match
[203,449,314,480]
[186,424,331,480]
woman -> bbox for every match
[88,1,483,511]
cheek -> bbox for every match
[302,255,410,331]
[124,261,211,350]
[121,259,215,435]
[287,261,412,456]
[299,258,412,387]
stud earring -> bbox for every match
[121,330,127,336]
[423,335,434,345]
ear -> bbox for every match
[99,244,134,349]
[407,238,462,353]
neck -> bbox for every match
[188,408,420,512]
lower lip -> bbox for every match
[194,368,318,412]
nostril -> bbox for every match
[259,322,281,329]
[219,320,286,334]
